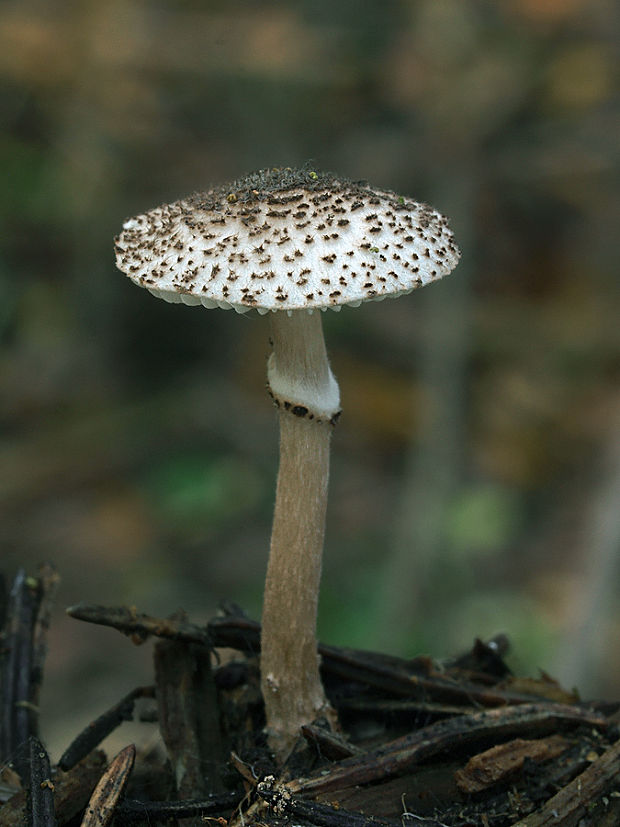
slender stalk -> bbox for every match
[261,310,340,758]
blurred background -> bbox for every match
[1,0,619,758]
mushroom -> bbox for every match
[115,166,460,758]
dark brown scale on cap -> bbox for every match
[115,165,460,314]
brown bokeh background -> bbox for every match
[2,0,619,758]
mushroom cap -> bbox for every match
[115,167,460,314]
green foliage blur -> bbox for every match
[1,0,619,751]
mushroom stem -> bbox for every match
[261,310,340,758]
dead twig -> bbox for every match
[301,723,363,760]
[337,697,477,720]
[80,744,135,827]
[114,791,242,823]
[58,686,154,771]
[66,603,211,646]
[154,639,226,797]
[511,737,620,826]
[289,703,608,797]
[208,616,570,709]
[25,736,56,827]
[1,571,38,776]
[454,735,570,793]
[29,565,60,717]
[1,566,59,778]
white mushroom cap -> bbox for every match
[115,167,460,314]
